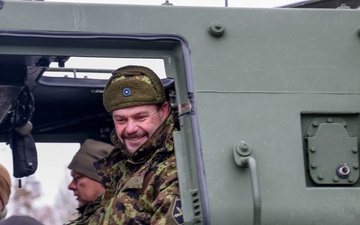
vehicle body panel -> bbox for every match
[0,1,359,224]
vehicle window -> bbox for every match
[0,142,78,223]
[43,57,166,80]
[0,30,203,224]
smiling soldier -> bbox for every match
[89,65,183,225]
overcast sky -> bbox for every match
[45,0,300,8]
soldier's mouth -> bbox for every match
[126,136,146,146]
[127,136,144,141]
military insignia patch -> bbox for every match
[171,197,184,224]
[122,87,131,96]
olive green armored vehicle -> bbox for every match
[0,0,360,224]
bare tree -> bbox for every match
[10,177,57,224]
[11,177,42,215]
[7,164,77,225]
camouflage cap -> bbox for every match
[68,139,114,182]
[103,65,166,112]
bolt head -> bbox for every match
[352,147,358,153]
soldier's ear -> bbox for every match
[159,102,169,120]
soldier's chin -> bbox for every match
[78,200,85,207]
[125,138,146,153]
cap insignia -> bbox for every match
[122,88,131,97]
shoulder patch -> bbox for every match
[171,197,184,225]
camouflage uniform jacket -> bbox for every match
[65,194,102,225]
[89,111,183,225]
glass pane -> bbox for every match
[43,57,167,80]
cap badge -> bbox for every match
[122,88,131,97]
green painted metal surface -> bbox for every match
[1,1,360,224]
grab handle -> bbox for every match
[233,142,261,225]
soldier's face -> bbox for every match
[68,171,105,207]
[112,102,169,154]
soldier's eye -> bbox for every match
[137,116,147,120]
[115,117,126,124]
[135,114,148,121]
[74,176,84,183]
